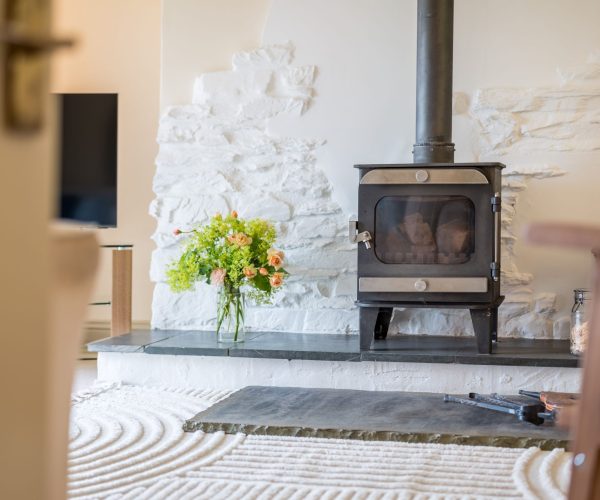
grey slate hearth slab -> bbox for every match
[229,331,361,361]
[362,336,578,367]
[87,330,182,352]
[89,330,579,367]
[183,386,568,450]
[144,330,265,356]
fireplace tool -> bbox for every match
[443,390,579,425]
[444,393,547,425]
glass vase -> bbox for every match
[216,288,245,342]
[570,289,590,355]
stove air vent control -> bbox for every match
[414,279,428,292]
[415,169,429,182]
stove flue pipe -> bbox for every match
[412,0,455,163]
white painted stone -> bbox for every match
[390,308,473,337]
[151,283,217,330]
[534,293,557,315]
[239,195,291,221]
[288,216,339,240]
[150,248,180,283]
[245,307,307,332]
[151,39,593,343]
[334,274,357,297]
[98,352,581,394]
[151,42,357,333]
[472,86,600,155]
[504,312,554,339]
[302,309,358,333]
[553,316,571,340]
[231,42,295,70]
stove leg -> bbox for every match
[359,307,393,350]
[374,308,393,340]
[470,308,494,354]
[359,308,377,350]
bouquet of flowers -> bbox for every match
[167,211,287,342]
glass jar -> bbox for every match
[216,288,246,343]
[570,289,590,355]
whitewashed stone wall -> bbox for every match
[151,43,357,333]
[152,43,599,339]
[390,56,600,339]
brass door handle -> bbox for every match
[0,28,75,52]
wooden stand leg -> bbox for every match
[470,308,493,354]
[111,248,132,337]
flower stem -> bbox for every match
[217,287,244,341]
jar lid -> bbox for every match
[574,289,590,301]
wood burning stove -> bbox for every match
[352,163,503,354]
[351,0,504,354]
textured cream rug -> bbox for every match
[69,384,571,499]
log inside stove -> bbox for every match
[376,197,474,264]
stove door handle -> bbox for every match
[349,218,372,249]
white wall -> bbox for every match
[156,0,600,337]
[263,0,600,323]
[264,0,600,211]
[161,0,272,109]
[52,0,161,324]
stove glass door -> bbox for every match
[375,195,475,265]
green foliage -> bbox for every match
[167,212,288,304]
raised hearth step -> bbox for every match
[88,330,579,368]
[183,386,568,450]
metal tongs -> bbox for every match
[444,392,548,425]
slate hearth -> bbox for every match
[183,386,568,450]
[89,330,579,368]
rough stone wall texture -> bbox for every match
[391,56,600,340]
[152,43,598,339]
[151,43,357,333]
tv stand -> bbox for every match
[101,245,132,336]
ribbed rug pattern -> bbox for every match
[68,384,571,499]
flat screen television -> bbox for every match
[58,93,118,227]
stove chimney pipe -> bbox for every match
[412,0,455,163]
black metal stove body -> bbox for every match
[352,163,503,354]
[352,0,504,354]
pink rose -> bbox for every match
[259,267,269,276]
[227,232,253,247]
[173,228,182,236]
[269,272,284,288]
[267,248,285,270]
[210,268,226,286]
[243,266,257,278]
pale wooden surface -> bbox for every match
[568,253,600,500]
[526,222,600,499]
[111,248,132,337]
[48,225,99,499]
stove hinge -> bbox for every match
[490,193,501,281]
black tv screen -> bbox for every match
[59,93,118,227]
